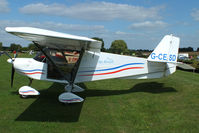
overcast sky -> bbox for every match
[0,0,199,50]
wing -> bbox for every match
[5,27,102,52]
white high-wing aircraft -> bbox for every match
[4,27,193,103]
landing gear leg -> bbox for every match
[58,48,85,104]
[28,78,33,86]
[64,83,85,92]
[64,83,73,92]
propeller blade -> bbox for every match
[11,65,15,88]
[3,51,12,60]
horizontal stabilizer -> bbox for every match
[147,60,195,70]
[177,62,195,70]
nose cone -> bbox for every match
[7,58,13,64]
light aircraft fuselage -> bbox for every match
[5,27,190,103]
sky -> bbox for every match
[0,0,199,50]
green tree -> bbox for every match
[21,47,29,51]
[123,49,130,55]
[9,43,22,51]
[179,47,194,52]
[110,40,128,54]
[0,42,2,50]
[92,37,106,52]
[28,43,38,51]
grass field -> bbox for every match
[0,54,199,133]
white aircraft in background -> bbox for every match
[4,27,194,103]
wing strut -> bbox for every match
[33,42,86,103]
[70,47,85,84]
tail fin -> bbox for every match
[148,35,180,63]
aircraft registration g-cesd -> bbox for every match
[4,27,193,103]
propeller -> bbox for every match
[11,50,18,87]
[11,65,15,87]
[4,50,18,87]
[4,50,33,88]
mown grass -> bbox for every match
[0,53,199,133]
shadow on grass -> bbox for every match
[82,82,177,97]
[16,83,85,122]
[16,82,177,122]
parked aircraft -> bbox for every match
[4,27,193,103]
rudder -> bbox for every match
[148,35,180,63]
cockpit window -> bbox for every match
[33,52,46,63]
[33,49,81,80]
[46,49,80,80]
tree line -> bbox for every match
[92,38,199,55]
[92,37,151,57]
[0,42,38,51]
[0,38,199,55]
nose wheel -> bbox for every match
[18,86,40,98]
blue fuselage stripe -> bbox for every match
[17,69,43,72]
[79,63,144,73]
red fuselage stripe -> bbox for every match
[80,67,144,76]
[24,72,44,75]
